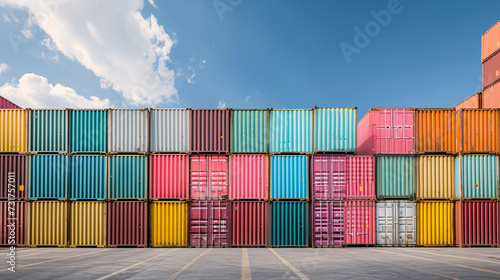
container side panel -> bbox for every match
[190,155,228,200]
[31,109,68,153]
[110,109,148,153]
[271,156,308,199]
[70,155,107,200]
[270,110,312,153]
[231,110,268,153]
[151,201,188,246]
[150,154,188,199]
[0,155,27,199]
[346,155,375,199]
[150,109,189,152]
[30,155,68,200]
[229,155,268,200]
[314,108,356,152]
[0,110,26,152]
[376,156,415,199]
[109,156,146,199]
[416,155,455,200]
[69,110,107,153]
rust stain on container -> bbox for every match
[457,109,500,154]
[416,109,456,154]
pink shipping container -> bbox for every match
[107,201,147,247]
[455,93,481,110]
[231,201,269,246]
[190,202,230,247]
[190,155,228,200]
[229,155,268,200]
[357,108,415,155]
[344,200,375,245]
[483,52,500,89]
[150,154,188,200]
[311,155,346,200]
[0,201,26,246]
[312,201,343,247]
[455,200,499,247]
[346,156,375,199]
[0,155,27,200]
[190,109,230,153]
[482,20,500,63]
[482,81,500,109]
[0,96,21,109]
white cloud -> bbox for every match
[2,13,10,22]
[20,28,32,39]
[51,54,59,63]
[217,101,226,108]
[245,96,251,102]
[186,71,196,84]
[199,60,207,69]
[0,63,10,75]
[0,73,110,108]
[148,0,157,8]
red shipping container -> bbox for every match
[229,155,268,200]
[482,20,500,63]
[0,96,21,109]
[190,202,230,247]
[344,200,375,245]
[0,155,27,200]
[190,109,230,153]
[357,108,415,155]
[231,201,269,246]
[107,201,147,247]
[482,81,500,109]
[312,201,343,247]
[483,52,500,89]
[190,155,228,200]
[0,201,26,246]
[346,156,375,199]
[455,93,481,111]
[150,154,188,200]
[311,155,346,200]
[455,200,499,247]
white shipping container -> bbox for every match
[150,109,189,152]
[376,200,416,246]
[109,109,148,153]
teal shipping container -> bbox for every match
[270,109,312,154]
[271,201,309,246]
[376,156,415,199]
[69,109,108,153]
[109,155,147,199]
[29,155,68,200]
[455,155,499,198]
[231,109,268,153]
[270,156,308,199]
[70,155,107,200]
[30,109,68,153]
[314,107,357,153]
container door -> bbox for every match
[209,156,227,200]
[375,110,394,153]
[376,202,394,245]
[398,201,416,245]
[392,109,414,154]
[211,202,229,247]
[190,203,209,247]
[313,202,330,246]
[332,201,344,247]
[312,156,346,200]
[190,156,208,200]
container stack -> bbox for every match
[482,21,500,108]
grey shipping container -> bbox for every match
[150,109,190,153]
[109,109,148,153]
[376,200,416,246]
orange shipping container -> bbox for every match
[457,109,500,154]
[454,93,481,111]
[482,81,500,109]
[416,109,456,154]
[482,20,500,63]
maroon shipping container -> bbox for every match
[0,96,21,109]
[455,200,499,247]
[346,156,375,199]
[190,109,230,153]
[231,201,269,246]
[0,155,27,200]
[190,155,228,200]
[150,154,188,200]
[344,200,376,245]
[190,202,230,247]
[229,155,269,200]
[107,201,147,247]
[483,51,500,89]
[312,201,344,247]
[0,201,26,246]
[311,155,346,200]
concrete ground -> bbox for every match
[0,247,499,279]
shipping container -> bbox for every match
[415,109,456,154]
[190,155,228,200]
[150,109,190,153]
[0,201,26,246]
[151,201,188,247]
[69,109,108,153]
[311,201,343,247]
[346,155,376,199]
[376,200,416,246]
[271,156,308,200]
[0,96,21,109]
[271,201,309,247]
[454,92,481,111]
[231,109,268,153]
[314,107,357,153]
[109,109,148,153]
[455,200,499,247]
[0,109,26,152]
[417,201,454,246]
[30,109,68,153]
[109,155,147,199]
[190,109,230,153]
[108,201,147,247]
[231,201,269,246]
[29,201,67,247]
[310,155,346,200]
[29,155,68,200]
[0,154,27,200]
[482,81,500,109]
[150,154,188,200]
[482,20,500,63]
[376,156,415,199]
[344,200,375,245]
[270,109,312,154]
[457,109,500,154]
[69,201,106,247]
[70,155,107,200]
[357,108,415,155]
[455,155,499,199]
[483,51,500,88]
[416,155,455,200]
[190,202,229,247]
[229,155,268,200]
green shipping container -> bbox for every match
[30,109,68,153]
[376,156,415,199]
[455,155,499,198]
[231,109,268,153]
[271,201,309,247]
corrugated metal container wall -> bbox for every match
[455,155,499,199]
[482,20,500,62]
[271,202,309,246]
[376,200,416,246]
[454,93,481,111]
[229,155,268,200]
[70,201,106,247]
[150,154,188,200]
[69,109,107,153]
[271,156,308,199]
[29,201,67,247]
[482,81,500,109]
[30,109,68,153]
[311,155,346,200]
[417,201,454,246]
[270,109,312,154]
[0,96,21,109]
[457,109,500,154]
[314,107,357,153]
[231,201,269,246]
[455,201,499,247]
[376,156,415,199]
[150,109,190,152]
[109,155,146,199]
[231,109,268,153]
[0,155,27,200]
[416,109,456,154]
[312,201,343,247]
[0,201,26,246]
[344,200,375,245]
[416,155,455,200]
[190,109,230,153]
[190,202,229,247]
[151,201,188,247]
[346,155,375,199]
[29,155,68,200]
[108,201,147,247]
[483,52,500,88]
[190,155,228,200]
[109,109,148,153]
[0,109,26,152]
[70,155,107,200]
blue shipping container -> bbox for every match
[270,110,312,154]
[271,156,308,199]
[30,155,68,200]
[455,155,499,198]
[70,155,107,200]
[69,109,108,153]
[314,107,357,152]
[109,156,146,199]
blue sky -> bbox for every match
[0,0,499,117]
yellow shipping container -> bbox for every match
[29,201,67,247]
[416,155,455,199]
[70,202,106,247]
[150,201,188,247]
[417,201,454,246]
[0,109,26,152]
